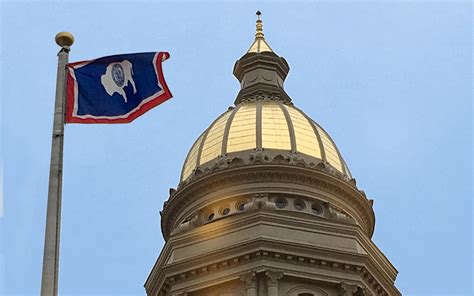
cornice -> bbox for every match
[179,148,354,190]
[162,163,375,240]
[178,211,397,281]
[146,211,398,296]
[146,245,400,296]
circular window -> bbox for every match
[222,208,230,215]
[207,213,215,221]
[237,203,245,211]
[311,204,322,215]
[294,199,306,211]
[275,198,288,209]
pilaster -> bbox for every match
[240,271,258,296]
[265,270,283,296]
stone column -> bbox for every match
[240,271,258,296]
[265,270,283,296]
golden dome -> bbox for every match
[180,12,352,184]
[181,100,351,182]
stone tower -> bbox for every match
[145,13,401,296]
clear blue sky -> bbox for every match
[1,1,472,295]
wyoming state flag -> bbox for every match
[66,52,172,123]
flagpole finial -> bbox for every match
[55,32,74,48]
[255,11,264,39]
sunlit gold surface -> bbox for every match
[181,101,351,181]
[200,112,232,164]
[285,106,321,158]
[248,39,273,53]
[261,103,290,150]
[182,134,204,180]
[227,104,257,153]
[314,124,343,172]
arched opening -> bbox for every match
[286,284,328,296]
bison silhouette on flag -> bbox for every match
[101,60,137,103]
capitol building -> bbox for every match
[144,14,401,296]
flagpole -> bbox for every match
[41,32,74,296]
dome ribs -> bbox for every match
[293,105,327,162]
[196,111,231,168]
[277,101,297,153]
[312,120,348,176]
[180,133,204,181]
[221,105,240,155]
[180,103,353,183]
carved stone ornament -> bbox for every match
[355,286,371,296]
[249,148,270,164]
[180,149,353,190]
[239,271,257,289]
[338,282,359,296]
[238,89,292,106]
[163,163,375,240]
[265,270,283,287]
[244,193,275,211]
[328,204,356,224]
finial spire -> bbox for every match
[234,11,291,105]
[255,10,264,39]
[247,10,273,53]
